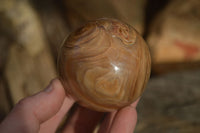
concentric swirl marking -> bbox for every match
[58,18,151,112]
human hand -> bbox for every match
[0,79,139,133]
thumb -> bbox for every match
[0,79,69,133]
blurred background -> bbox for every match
[0,0,200,132]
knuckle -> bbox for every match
[15,97,32,110]
[51,78,61,88]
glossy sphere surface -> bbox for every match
[58,18,151,112]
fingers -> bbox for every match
[109,105,137,133]
[97,111,117,133]
[62,106,104,133]
[99,99,139,133]
[39,96,74,133]
[0,78,74,133]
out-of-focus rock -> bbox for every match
[136,69,200,133]
[147,0,200,73]
[1,0,56,104]
[0,33,10,71]
[0,78,10,121]
[31,0,70,60]
[64,0,146,34]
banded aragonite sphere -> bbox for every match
[58,18,151,112]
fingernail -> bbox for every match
[44,81,53,93]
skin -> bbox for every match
[0,78,139,133]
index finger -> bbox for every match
[98,99,139,133]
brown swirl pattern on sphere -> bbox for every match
[58,18,151,112]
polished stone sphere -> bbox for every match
[58,18,151,112]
